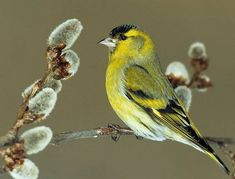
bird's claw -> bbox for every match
[135,135,144,140]
[111,134,120,142]
[108,123,122,142]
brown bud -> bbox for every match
[166,74,188,88]
[194,75,213,92]
[4,143,25,171]
[191,58,209,72]
[52,55,71,80]
[46,43,66,61]
[52,50,80,80]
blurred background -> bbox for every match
[0,0,234,178]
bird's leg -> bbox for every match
[107,123,121,142]
[135,135,144,140]
[107,123,134,141]
[111,135,120,142]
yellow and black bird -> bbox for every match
[99,24,230,175]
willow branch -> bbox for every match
[1,124,234,148]
[0,67,53,149]
[50,124,235,146]
[0,124,234,176]
[0,130,17,148]
[51,124,134,145]
[205,137,235,146]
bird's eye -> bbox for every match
[119,34,127,40]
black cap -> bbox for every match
[109,24,137,37]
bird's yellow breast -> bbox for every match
[105,56,164,140]
[105,57,129,117]
[105,55,146,127]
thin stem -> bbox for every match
[187,71,200,88]
[0,124,234,176]
[0,66,53,148]
[205,137,235,146]
[50,125,235,146]
[51,125,134,145]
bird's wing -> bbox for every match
[124,64,230,175]
[124,64,210,150]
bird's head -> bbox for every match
[99,24,155,58]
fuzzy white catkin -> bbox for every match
[48,19,83,49]
[8,159,39,179]
[20,126,53,155]
[175,86,192,112]
[62,50,80,80]
[188,42,207,59]
[165,61,190,83]
[28,88,57,117]
[22,79,62,98]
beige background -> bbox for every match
[0,0,234,179]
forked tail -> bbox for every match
[207,151,230,176]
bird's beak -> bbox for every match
[98,37,117,49]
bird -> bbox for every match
[98,24,230,175]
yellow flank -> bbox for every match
[101,24,230,175]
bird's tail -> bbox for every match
[207,151,230,176]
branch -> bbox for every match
[205,137,235,146]
[0,124,234,176]
[51,124,134,145]
[50,124,235,146]
[1,124,234,148]
[50,124,235,178]
[0,130,17,148]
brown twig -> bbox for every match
[51,124,134,145]
[0,124,234,176]
[50,124,235,146]
[205,137,235,146]
[186,58,212,89]
[0,124,234,147]
[50,125,235,178]
[0,68,53,149]
[0,130,18,148]
[187,71,200,88]
[0,45,63,149]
